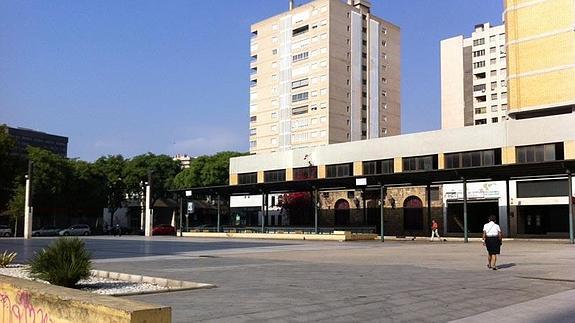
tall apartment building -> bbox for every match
[249,0,400,154]
[441,23,508,129]
[504,0,575,119]
[4,126,68,158]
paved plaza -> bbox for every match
[1,236,574,322]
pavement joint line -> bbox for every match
[516,276,575,283]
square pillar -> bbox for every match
[229,173,238,186]
[393,157,402,173]
[353,161,363,176]
[502,146,516,165]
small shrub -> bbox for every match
[28,237,92,288]
[0,251,17,267]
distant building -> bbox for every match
[4,126,68,158]
[173,154,194,169]
[249,0,401,154]
[441,23,508,129]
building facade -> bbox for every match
[230,114,575,237]
[4,126,68,158]
[173,154,194,169]
[504,0,575,119]
[249,0,400,154]
[441,23,509,129]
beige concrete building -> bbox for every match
[173,154,194,169]
[249,0,400,154]
[441,23,509,129]
[504,0,575,118]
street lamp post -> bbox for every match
[144,172,153,237]
[24,161,33,239]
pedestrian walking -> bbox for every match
[430,219,441,242]
[483,215,502,270]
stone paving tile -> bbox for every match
[82,239,575,323]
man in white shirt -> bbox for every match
[482,215,502,270]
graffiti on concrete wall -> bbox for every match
[0,290,53,323]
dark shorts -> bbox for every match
[485,236,501,255]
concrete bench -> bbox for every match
[0,275,171,323]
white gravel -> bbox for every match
[0,265,167,295]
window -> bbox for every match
[501,104,507,110]
[292,105,308,115]
[473,61,485,68]
[402,155,437,172]
[475,96,487,103]
[292,92,309,102]
[491,82,497,90]
[491,105,498,112]
[473,38,485,46]
[272,49,277,55]
[472,49,485,57]
[445,149,501,169]
[491,93,498,100]
[474,107,486,114]
[474,72,486,80]
[292,52,309,62]
[271,124,277,131]
[517,179,569,198]
[490,70,497,77]
[501,92,508,100]
[326,163,353,178]
[251,30,258,38]
[490,47,496,54]
[363,159,394,175]
[516,143,564,164]
[250,55,257,63]
[292,25,309,37]
[250,67,257,75]
[264,169,286,183]
[250,79,257,88]
[249,140,257,149]
[293,166,317,180]
[473,84,486,92]
[475,119,487,125]
[292,78,309,89]
[489,35,496,43]
[249,128,256,136]
[238,172,257,185]
[501,80,507,87]
[250,116,257,122]
[492,117,498,123]
[490,58,497,65]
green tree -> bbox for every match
[0,125,20,213]
[172,151,246,189]
[124,153,181,205]
[6,183,25,236]
[93,155,127,227]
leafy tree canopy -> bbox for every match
[173,151,247,189]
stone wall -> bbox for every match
[0,275,171,323]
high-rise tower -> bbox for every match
[504,0,575,119]
[249,0,400,154]
[441,23,509,129]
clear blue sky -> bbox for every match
[0,0,503,161]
